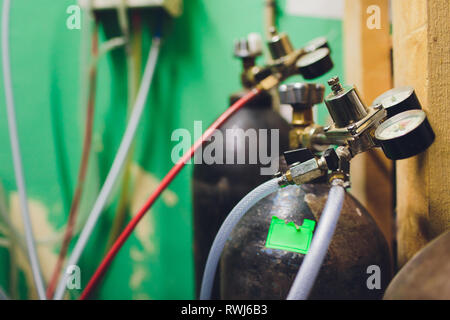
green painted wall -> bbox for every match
[0,0,343,299]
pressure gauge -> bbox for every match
[373,86,422,118]
[297,48,333,79]
[375,109,435,160]
[304,37,330,53]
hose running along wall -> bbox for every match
[1,0,46,300]
[53,36,162,300]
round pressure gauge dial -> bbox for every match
[304,37,330,53]
[297,48,333,80]
[373,86,422,118]
[375,109,435,160]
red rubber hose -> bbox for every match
[80,88,262,299]
[46,23,99,299]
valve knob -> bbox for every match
[283,148,315,166]
[322,148,339,171]
[279,83,325,108]
[234,33,263,58]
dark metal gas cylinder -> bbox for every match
[192,90,290,298]
[221,183,392,300]
[384,231,450,300]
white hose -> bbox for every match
[2,0,47,300]
[200,178,280,300]
[53,37,161,300]
[287,181,345,300]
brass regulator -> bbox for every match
[277,77,435,188]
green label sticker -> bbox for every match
[265,216,316,254]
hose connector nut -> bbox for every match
[329,177,348,188]
[281,148,328,186]
[288,158,325,185]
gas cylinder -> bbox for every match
[220,83,393,300]
[192,34,291,298]
[384,231,450,300]
[220,184,392,299]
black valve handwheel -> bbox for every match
[375,109,435,160]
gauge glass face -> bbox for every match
[375,110,425,140]
[306,37,327,51]
[381,90,411,108]
[373,86,413,106]
[298,48,329,67]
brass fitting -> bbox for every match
[328,146,352,188]
[256,74,281,91]
[237,30,332,92]
[289,110,316,149]
[278,158,326,187]
[279,82,326,151]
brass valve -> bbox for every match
[276,77,436,189]
[279,83,326,150]
[268,29,295,60]
[236,29,333,92]
[234,33,264,89]
[308,76,434,160]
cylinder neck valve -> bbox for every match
[279,82,325,150]
[234,33,264,88]
[268,28,295,61]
